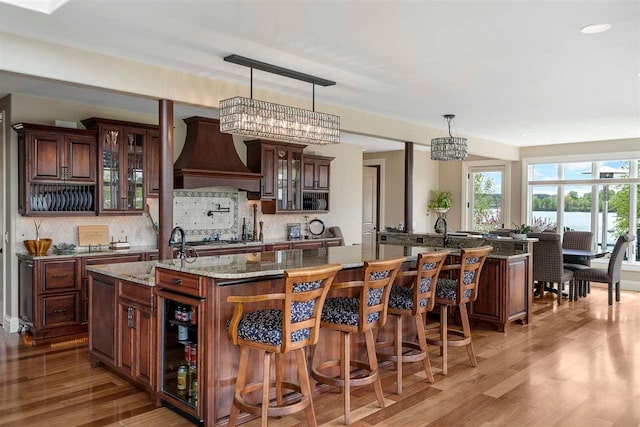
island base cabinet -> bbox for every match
[117,300,155,389]
[88,272,156,395]
[469,256,531,332]
[156,289,208,423]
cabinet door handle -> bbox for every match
[51,274,69,279]
[52,308,69,314]
[171,278,182,285]
[127,306,136,328]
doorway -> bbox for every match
[362,165,380,246]
[465,163,509,232]
[0,111,5,319]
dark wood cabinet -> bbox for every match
[89,272,156,393]
[302,155,332,191]
[116,281,156,390]
[145,130,160,197]
[14,123,97,216]
[469,256,531,332]
[18,257,85,343]
[302,154,333,212]
[82,118,157,214]
[245,140,304,214]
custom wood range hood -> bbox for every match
[173,116,262,191]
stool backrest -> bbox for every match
[283,264,342,352]
[359,257,405,333]
[458,246,493,303]
[413,251,450,314]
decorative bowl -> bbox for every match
[511,233,528,240]
[23,238,52,256]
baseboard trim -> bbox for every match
[591,281,640,292]
[3,314,19,333]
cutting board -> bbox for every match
[78,225,110,246]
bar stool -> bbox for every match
[376,251,449,394]
[226,263,342,427]
[311,257,404,425]
[426,246,492,375]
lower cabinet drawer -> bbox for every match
[42,260,78,293]
[156,269,204,298]
[119,281,152,307]
[42,293,79,327]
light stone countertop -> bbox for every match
[86,244,530,285]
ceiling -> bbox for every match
[0,0,638,149]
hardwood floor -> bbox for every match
[1,287,639,426]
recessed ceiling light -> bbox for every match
[580,24,612,34]
[521,132,534,137]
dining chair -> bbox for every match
[574,234,635,305]
[426,245,493,375]
[529,232,575,303]
[311,257,405,425]
[226,263,342,427]
[562,231,594,297]
[376,250,449,394]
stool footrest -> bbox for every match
[426,328,471,347]
[234,381,311,418]
[376,340,427,363]
[312,359,379,388]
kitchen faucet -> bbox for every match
[169,226,186,260]
[434,216,450,247]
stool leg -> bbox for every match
[228,347,250,427]
[296,347,317,427]
[261,351,271,426]
[415,313,434,383]
[395,315,403,395]
[275,353,283,407]
[365,329,385,409]
[440,305,448,375]
[342,332,351,426]
[459,303,477,367]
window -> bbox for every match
[526,158,640,264]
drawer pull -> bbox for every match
[52,308,69,314]
[171,278,182,285]
[51,274,70,279]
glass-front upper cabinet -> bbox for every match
[102,128,121,211]
[276,146,302,212]
[82,118,157,214]
[125,129,145,210]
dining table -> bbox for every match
[563,248,609,264]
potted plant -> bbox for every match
[511,223,532,239]
[428,190,452,216]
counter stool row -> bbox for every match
[225,246,494,426]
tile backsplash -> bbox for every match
[173,189,239,239]
[16,186,327,252]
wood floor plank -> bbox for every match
[0,286,638,426]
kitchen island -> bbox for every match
[87,243,531,426]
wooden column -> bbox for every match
[159,99,174,260]
[404,141,414,233]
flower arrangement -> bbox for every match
[512,223,533,234]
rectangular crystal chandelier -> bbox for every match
[220,55,340,145]
[220,96,340,145]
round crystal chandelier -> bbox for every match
[431,114,468,161]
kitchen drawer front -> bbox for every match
[155,269,205,298]
[83,254,145,278]
[291,241,323,249]
[264,243,292,251]
[42,292,79,327]
[119,281,153,308]
[42,259,79,293]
